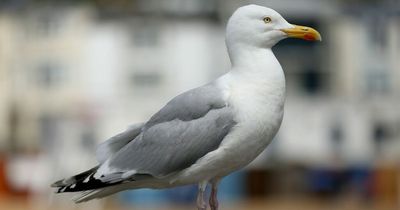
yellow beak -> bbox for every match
[280,25,322,41]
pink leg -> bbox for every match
[209,179,220,210]
[197,181,207,210]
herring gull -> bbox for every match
[52,4,321,210]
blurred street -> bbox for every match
[0,196,398,210]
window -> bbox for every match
[39,114,60,150]
[26,11,64,39]
[330,121,344,157]
[131,24,160,47]
[37,14,60,37]
[372,122,390,155]
[362,16,391,95]
[36,61,64,88]
[367,17,387,50]
[301,68,322,94]
[130,70,162,87]
[364,70,390,94]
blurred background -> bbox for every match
[0,0,399,209]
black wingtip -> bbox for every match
[55,174,122,193]
[51,166,101,192]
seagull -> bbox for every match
[52,4,321,210]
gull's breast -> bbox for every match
[215,78,285,171]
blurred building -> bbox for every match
[0,0,399,209]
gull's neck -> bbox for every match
[227,44,285,84]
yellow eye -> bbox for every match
[263,17,272,23]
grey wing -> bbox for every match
[96,84,236,181]
[96,123,144,164]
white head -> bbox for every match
[226,5,321,49]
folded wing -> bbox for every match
[96,84,236,181]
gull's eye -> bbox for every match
[263,17,272,23]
